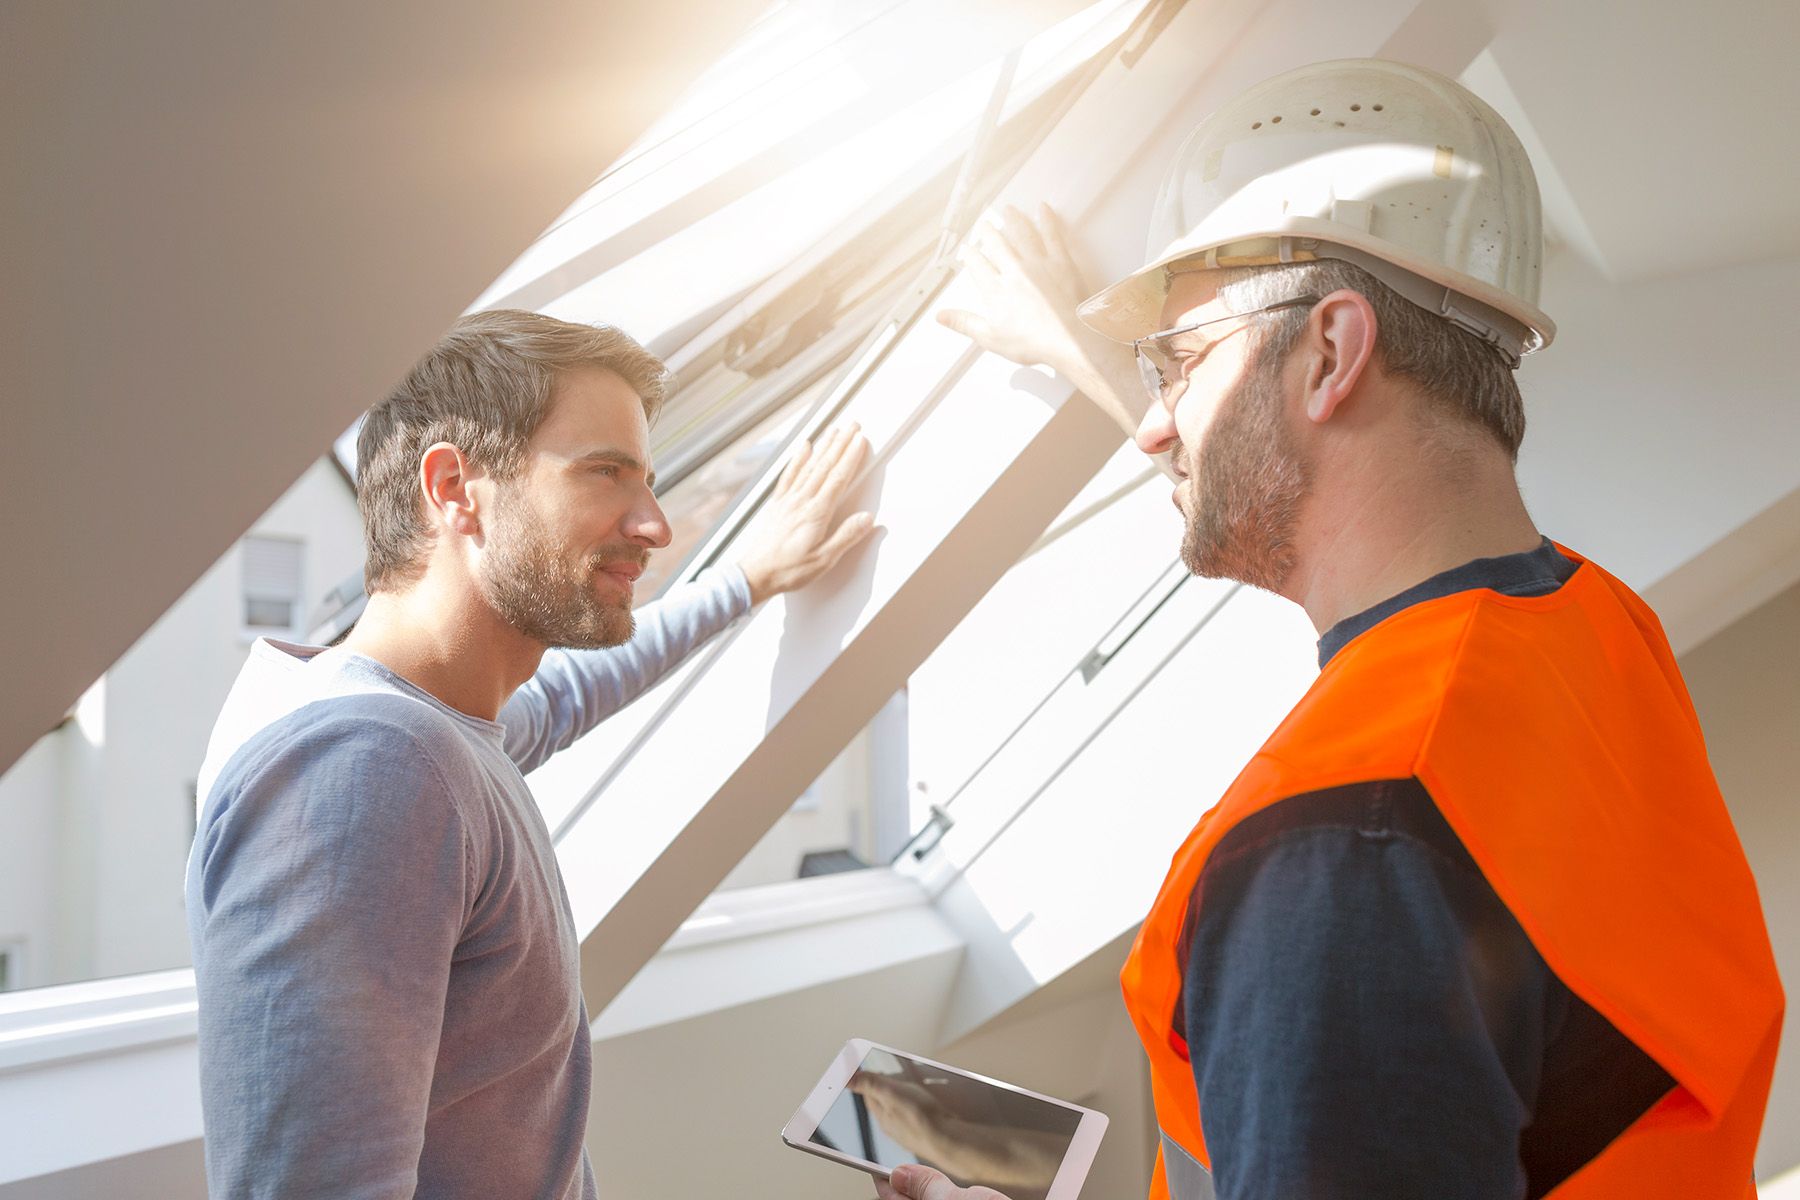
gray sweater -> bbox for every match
[186,567,750,1199]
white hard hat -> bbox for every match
[1078,58,1554,363]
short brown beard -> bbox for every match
[1177,339,1310,593]
[480,484,644,650]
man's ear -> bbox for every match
[419,442,482,537]
[1300,288,1378,425]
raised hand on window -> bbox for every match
[936,203,1143,438]
[735,423,875,605]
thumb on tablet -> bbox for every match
[880,1164,1013,1200]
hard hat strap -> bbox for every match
[1172,238,1533,368]
[1301,241,1530,368]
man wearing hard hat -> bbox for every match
[885,59,1783,1200]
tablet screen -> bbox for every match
[806,1047,1083,1198]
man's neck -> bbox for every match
[342,577,544,722]
[1284,440,1541,636]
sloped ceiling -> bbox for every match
[0,1,759,775]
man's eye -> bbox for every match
[1175,343,1214,370]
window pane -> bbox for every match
[705,442,1172,896]
[641,0,1160,897]
[243,597,296,631]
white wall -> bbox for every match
[1678,579,1800,1181]
[0,1140,204,1200]
[1519,250,1800,644]
[0,460,362,991]
[587,888,965,1200]
[941,933,1155,1200]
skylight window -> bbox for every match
[505,0,1184,928]
[478,0,1152,568]
[318,0,1154,622]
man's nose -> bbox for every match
[1135,401,1177,458]
[626,492,673,549]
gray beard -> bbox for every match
[1178,348,1310,594]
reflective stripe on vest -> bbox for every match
[1121,549,1783,1199]
[1160,1130,1215,1200]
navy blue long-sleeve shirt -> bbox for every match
[1180,541,1675,1199]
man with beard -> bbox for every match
[187,309,873,1199]
[883,60,1780,1200]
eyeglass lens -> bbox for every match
[1135,347,1170,403]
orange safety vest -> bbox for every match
[1121,548,1783,1199]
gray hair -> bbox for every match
[1215,259,1525,459]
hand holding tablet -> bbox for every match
[782,1039,1108,1200]
[875,1161,1013,1200]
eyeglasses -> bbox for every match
[1132,296,1321,406]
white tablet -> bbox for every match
[781,1038,1109,1200]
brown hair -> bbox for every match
[1218,259,1526,459]
[356,309,669,592]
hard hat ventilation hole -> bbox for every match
[1310,108,1321,116]
[1271,115,1282,123]
[1372,104,1384,112]
[1350,103,1362,112]
[1251,121,1262,129]
[1334,120,1346,128]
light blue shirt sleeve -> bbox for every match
[500,565,752,773]
[189,705,469,1200]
